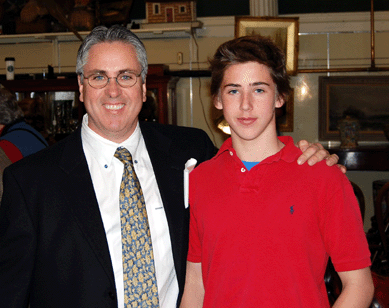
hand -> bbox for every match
[296,140,346,173]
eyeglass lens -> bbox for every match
[87,72,139,88]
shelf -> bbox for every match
[0,78,79,92]
[136,21,203,39]
[0,32,90,44]
[0,21,203,44]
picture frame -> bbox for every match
[235,16,299,75]
[276,89,294,132]
[319,76,389,142]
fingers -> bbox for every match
[325,153,339,167]
[296,139,310,153]
[297,142,327,166]
[296,140,346,172]
[336,164,347,173]
[325,153,347,173]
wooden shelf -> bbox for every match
[328,145,389,171]
[0,22,203,45]
[0,78,78,92]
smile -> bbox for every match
[104,104,124,110]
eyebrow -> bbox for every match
[85,69,139,75]
[223,81,270,88]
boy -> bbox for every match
[180,36,374,307]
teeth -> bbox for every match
[105,104,124,110]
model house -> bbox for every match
[145,0,196,23]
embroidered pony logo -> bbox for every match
[290,205,294,215]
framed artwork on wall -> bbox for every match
[319,75,389,142]
[235,16,299,75]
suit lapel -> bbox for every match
[140,122,189,292]
[140,123,183,213]
[58,128,115,286]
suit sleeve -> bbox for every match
[0,167,36,308]
[196,130,216,165]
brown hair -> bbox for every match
[209,35,291,102]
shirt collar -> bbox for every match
[81,114,142,168]
[215,136,300,164]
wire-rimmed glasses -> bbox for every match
[82,71,142,89]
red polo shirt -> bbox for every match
[188,136,371,307]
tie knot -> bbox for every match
[114,147,133,165]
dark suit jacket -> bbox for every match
[0,121,215,308]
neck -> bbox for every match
[232,132,284,162]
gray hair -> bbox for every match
[0,89,24,125]
[76,25,148,83]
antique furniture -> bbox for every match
[327,145,389,171]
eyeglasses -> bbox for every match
[82,71,142,89]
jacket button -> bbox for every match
[108,291,115,300]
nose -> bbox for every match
[105,77,121,97]
[240,92,253,111]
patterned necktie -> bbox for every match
[114,147,160,307]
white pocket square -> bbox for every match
[184,158,197,209]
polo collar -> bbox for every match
[215,136,300,164]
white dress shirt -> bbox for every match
[81,115,179,308]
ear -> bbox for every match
[214,95,223,110]
[142,81,147,103]
[77,75,84,102]
[275,95,285,108]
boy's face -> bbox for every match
[215,61,284,143]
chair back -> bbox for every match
[374,181,389,261]
[351,180,366,223]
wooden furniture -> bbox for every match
[146,64,178,125]
[369,181,389,274]
[375,182,389,256]
[0,78,78,93]
[327,145,389,171]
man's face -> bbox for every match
[215,61,284,143]
[78,41,147,143]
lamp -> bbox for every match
[215,115,231,135]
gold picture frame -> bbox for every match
[235,16,299,75]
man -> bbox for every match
[180,35,373,308]
[0,25,340,308]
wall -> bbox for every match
[1,12,389,230]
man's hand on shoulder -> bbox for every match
[296,140,346,173]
